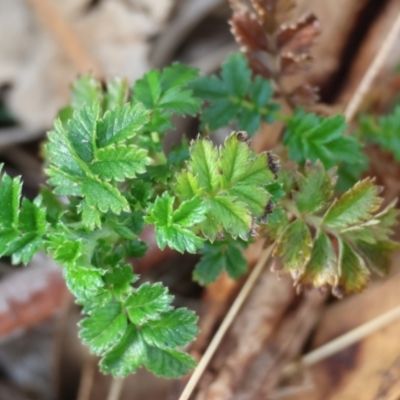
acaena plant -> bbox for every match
[0,0,398,380]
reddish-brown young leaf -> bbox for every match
[251,0,296,20]
[289,84,320,105]
[277,13,320,55]
[281,52,312,74]
[247,54,273,79]
[230,12,269,53]
[251,0,296,33]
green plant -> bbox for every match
[0,3,399,382]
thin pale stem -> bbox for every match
[106,378,125,400]
[344,9,400,123]
[283,303,400,377]
[76,358,96,400]
[178,244,274,400]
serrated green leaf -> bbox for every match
[189,139,219,192]
[104,263,135,297]
[336,152,369,192]
[133,70,162,108]
[207,196,251,239]
[0,229,19,256]
[142,308,198,348]
[79,302,127,355]
[0,172,21,228]
[156,224,205,253]
[67,102,99,163]
[133,64,200,119]
[113,210,144,238]
[221,53,251,97]
[79,291,113,314]
[340,203,395,243]
[80,200,101,230]
[201,99,240,131]
[359,106,400,161]
[144,164,171,183]
[337,240,370,294]
[46,120,85,180]
[191,53,277,133]
[237,108,261,134]
[8,234,43,265]
[219,133,252,187]
[159,88,202,116]
[123,240,148,258]
[18,197,47,234]
[354,240,398,275]
[323,178,382,229]
[240,152,274,185]
[129,180,152,207]
[167,140,190,166]
[294,161,336,214]
[125,283,172,325]
[300,231,337,288]
[172,197,207,227]
[175,171,200,201]
[46,166,82,197]
[90,144,149,181]
[161,63,199,89]
[144,109,174,136]
[64,264,104,300]
[224,241,248,279]
[97,103,149,147]
[40,187,64,223]
[47,235,82,265]
[197,218,220,242]
[82,178,130,214]
[193,248,224,285]
[249,76,274,106]
[145,193,205,253]
[145,346,196,378]
[274,220,312,277]
[100,325,146,376]
[228,185,270,216]
[190,75,227,100]
[283,109,363,169]
[145,193,174,226]
[4,197,47,264]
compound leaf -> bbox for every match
[192,53,277,135]
[283,109,363,170]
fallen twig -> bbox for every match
[283,303,400,378]
[344,8,400,122]
[178,244,274,400]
